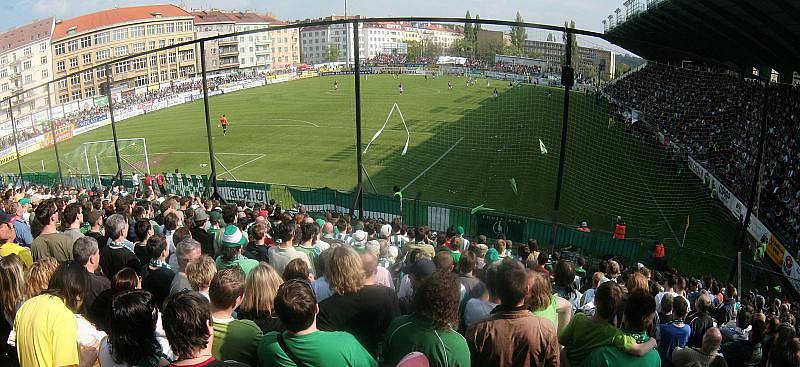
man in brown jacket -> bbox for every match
[466,259,560,366]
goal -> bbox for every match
[65,138,150,177]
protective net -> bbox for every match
[64,138,149,176]
[568,60,764,277]
[359,27,564,219]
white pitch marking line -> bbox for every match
[152,152,263,156]
[217,154,266,178]
[401,136,464,192]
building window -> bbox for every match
[72,90,81,101]
[150,72,158,83]
[96,67,106,79]
[94,32,109,45]
[160,70,167,81]
[133,58,146,70]
[67,40,78,52]
[57,80,66,89]
[114,61,129,74]
[170,69,177,79]
[133,43,145,53]
[69,58,78,68]
[154,24,164,35]
[23,47,31,56]
[148,41,156,50]
[24,75,32,84]
[0,83,7,92]
[56,61,65,72]
[80,36,91,48]
[96,49,110,60]
[135,75,147,87]
[41,70,48,79]
[112,28,128,41]
[168,52,176,64]
[70,74,80,85]
[159,39,166,48]
[85,87,95,97]
[159,54,168,65]
[83,53,91,64]
[149,55,157,67]
[40,42,47,52]
[22,61,31,70]
[114,46,128,57]
[130,26,145,37]
[40,56,47,65]
[83,71,92,82]
[166,23,175,33]
[55,43,65,55]
[59,94,68,104]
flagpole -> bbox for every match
[681,215,689,247]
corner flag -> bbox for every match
[538,139,548,154]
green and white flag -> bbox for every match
[539,138,548,154]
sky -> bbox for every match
[0,0,633,54]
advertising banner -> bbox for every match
[218,180,271,203]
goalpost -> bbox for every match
[69,138,150,177]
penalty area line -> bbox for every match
[401,136,464,192]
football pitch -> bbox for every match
[3,74,739,278]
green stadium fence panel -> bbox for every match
[217,179,271,204]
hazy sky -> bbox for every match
[0,0,632,53]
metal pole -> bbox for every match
[7,98,24,188]
[199,41,221,200]
[46,85,64,187]
[142,138,151,175]
[344,0,349,66]
[728,80,770,283]
[549,28,575,251]
[104,64,124,183]
[353,20,364,219]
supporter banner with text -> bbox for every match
[217,180,270,204]
[165,174,207,197]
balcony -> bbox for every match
[255,48,270,55]
[219,49,239,58]
[219,37,238,46]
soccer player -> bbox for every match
[398,83,403,95]
[334,80,338,91]
[448,80,453,90]
[220,114,229,136]
[493,88,499,98]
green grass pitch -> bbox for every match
[3,74,739,278]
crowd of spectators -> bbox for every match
[605,62,800,253]
[0,182,797,366]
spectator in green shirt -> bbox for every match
[210,268,263,365]
[384,270,471,367]
[559,281,657,366]
[583,289,662,366]
[215,225,259,278]
[257,279,377,367]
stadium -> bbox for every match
[1,1,799,366]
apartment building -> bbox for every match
[264,17,299,69]
[0,17,55,115]
[51,5,196,104]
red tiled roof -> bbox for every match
[0,17,53,53]
[227,12,268,24]
[191,10,237,24]
[53,4,192,40]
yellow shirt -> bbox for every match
[0,242,33,268]
[14,294,79,367]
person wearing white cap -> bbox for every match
[215,225,259,278]
[351,230,368,253]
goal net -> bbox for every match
[64,138,150,177]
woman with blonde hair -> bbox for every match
[317,246,400,357]
[236,262,284,333]
[24,257,59,299]
[527,269,573,334]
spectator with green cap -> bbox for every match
[215,225,259,278]
[456,225,470,252]
[12,198,33,246]
[206,210,222,254]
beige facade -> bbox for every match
[192,10,239,73]
[0,17,55,115]
[268,22,300,69]
[52,5,196,104]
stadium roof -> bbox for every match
[53,4,192,41]
[604,0,800,73]
[0,17,53,54]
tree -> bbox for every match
[584,64,597,82]
[407,40,423,61]
[474,14,482,41]
[510,12,527,50]
[425,41,443,58]
[464,11,473,43]
[615,62,631,78]
[326,44,340,62]
[527,49,543,59]
[562,20,580,68]
[480,38,506,63]
[449,38,473,57]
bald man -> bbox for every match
[361,252,393,289]
[672,327,726,367]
